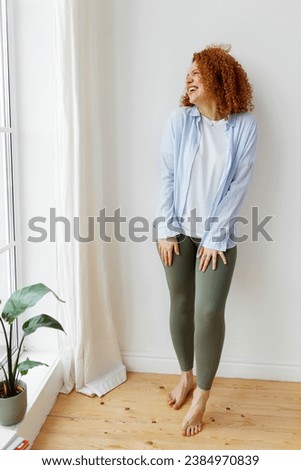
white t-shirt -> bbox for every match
[180,115,227,238]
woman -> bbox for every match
[156,45,257,437]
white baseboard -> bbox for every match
[217,361,301,382]
[122,351,301,383]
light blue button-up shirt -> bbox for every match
[155,106,258,251]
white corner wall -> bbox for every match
[13,0,301,381]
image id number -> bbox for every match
[184,455,260,466]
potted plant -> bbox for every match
[0,283,65,426]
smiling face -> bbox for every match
[185,62,207,107]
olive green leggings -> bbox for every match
[162,234,237,390]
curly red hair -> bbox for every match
[181,44,254,117]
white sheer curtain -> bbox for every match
[52,0,127,396]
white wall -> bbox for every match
[13,0,301,380]
[108,0,301,381]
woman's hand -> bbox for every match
[157,237,180,266]
[197,246,227,272]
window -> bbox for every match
[0,0,17,362]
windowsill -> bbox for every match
[0,350,63,449]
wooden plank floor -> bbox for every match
[32,372,301,450]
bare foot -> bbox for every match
[181,387,210,436]
[167,371,195,410]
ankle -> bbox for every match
[194,387,210,401]
[181,370,194,383]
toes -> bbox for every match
[181,423,203,437]
[167,394,175,404]
[168,399,176,407]
[181,423,190,436]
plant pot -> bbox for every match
[0,380,27,426]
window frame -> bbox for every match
[0,0,18,367]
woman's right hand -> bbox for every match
[157,237,180,266]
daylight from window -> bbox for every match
[0,0,17,362]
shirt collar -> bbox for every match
[190,106,200,117]
[189,106,237,127]
[226,114,237,128]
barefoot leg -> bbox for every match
[181,387,210,436]
[167,370,195,410]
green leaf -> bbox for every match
[17,358,48,376]
[22,314,65,336]
[1,283,65,324]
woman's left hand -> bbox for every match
[197,246,227,272]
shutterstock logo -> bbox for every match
[27,207,274,244]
